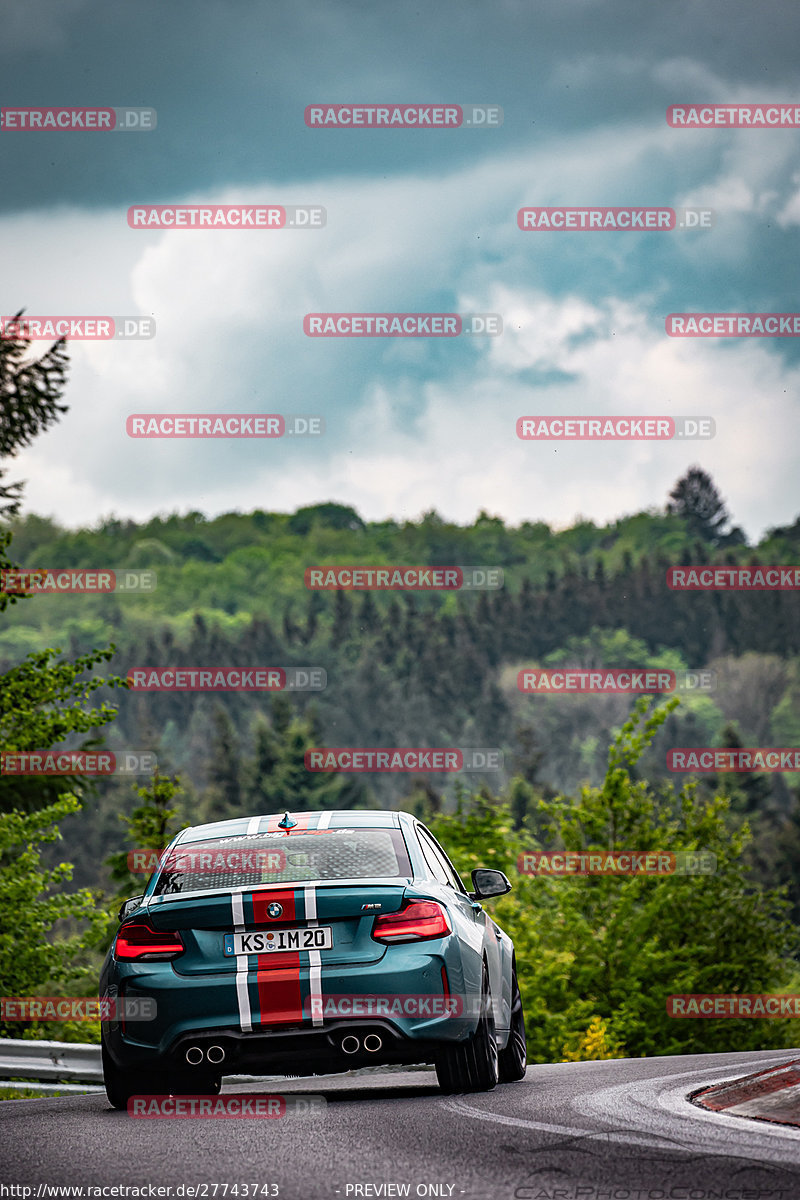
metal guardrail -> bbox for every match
[0,1038,434,1095]
[1,1081,105,1095]
[0,1038,102,1083]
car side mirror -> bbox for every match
[118,895,144,922]
[469,868,512,900]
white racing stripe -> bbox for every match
[247,816,262,834]
[304,884,323,1027]
[316,811,332,829]
[232,892,252,1033]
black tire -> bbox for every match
[102,1038,168,1111]
[434,1038,470,1094]
[465,964,499,1091]
[498,967,527,1083]
[435,963,498,1094]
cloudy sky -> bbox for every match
[1,0,799,539]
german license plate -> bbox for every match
[224,926,332,955]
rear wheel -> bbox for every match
[435,963,498,1094]
[434,1039,470,1093]
[498,967,527,1083]
[102,1038,168,1111]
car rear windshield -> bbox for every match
[152,827,412,895]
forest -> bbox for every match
[2,329,799,1060]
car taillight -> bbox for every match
[371,900,451,943]
[115,920,184,961]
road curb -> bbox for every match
[691,1057,800,1129]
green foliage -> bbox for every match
[0,374,798,1066]
[237,698,372,816]
[0,796,107,1038]
[205,707,242,819]
[106,771,187,901]
[0,323,69,519]
[0,645,128,815]
[3,502,798,829]
[429,699,800,1062]
[288,503,366,536]
[0,322,124,1040]
[666,465,743,546]
[561,1015,625,1061]
[9,493,793,643]
[95,771,188,954]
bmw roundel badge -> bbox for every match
[267,902,283,919]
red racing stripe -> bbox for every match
[251,815,313,1025]
[251,886,302,1025]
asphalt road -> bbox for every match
[2,1050,800,1200]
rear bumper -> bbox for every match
[102,947,477,1073]
[125,1020,444,1076]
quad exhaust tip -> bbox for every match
[341,1033,382,1055]
[185,1044,226,1066]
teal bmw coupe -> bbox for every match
[100,808,527,1107]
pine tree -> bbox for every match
[0,317,69,519]
[105,771,186,904]
[0,797,108,1039]
[331,590,352,644]
[239,706,370,814]
[707,723,773,816]
[666,467,734,546]
[243,716,281,810]
[205,706,242,818]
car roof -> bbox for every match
[174,808,418,844]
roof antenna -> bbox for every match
[278,811,297,830]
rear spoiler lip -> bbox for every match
[147,877,415,906]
